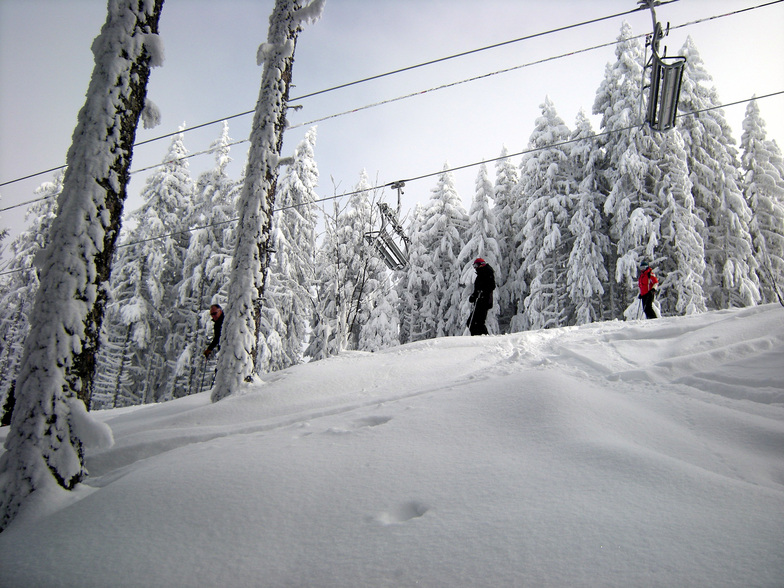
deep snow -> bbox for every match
[1,304,783,587]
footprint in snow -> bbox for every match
[355,415,392,428]
[374,501,430,525]
[323,415,392,435]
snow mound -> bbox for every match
[1,305,783,587]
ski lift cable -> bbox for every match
[3,34,636,212]
[1,0,779,196]
[288,2,676,104]
[288,37,631,131]
[133,2,667,142]
[0,1,685,191]
[0,90,782,280]
[2,0,775,209]
[0,73,784,223]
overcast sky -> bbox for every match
[1,0,783,250]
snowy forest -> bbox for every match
[0,22,783,417]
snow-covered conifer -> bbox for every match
[111,131,194,404]
[740,99,784,304]
[335,172,389,350]
[493,147,520,333]
[678,37,760,309]
[396,204,429,344]
[359,284,400,352]
[654,129,707,315]
[173,122,239,396]
[307,200,346,359]
[259,127,319,371]
[0,174,61,415]
[567,111,610,325]
[514,97,574,331]
[457,164,501,334]
[418,165,468,338]
[593,22,653,317]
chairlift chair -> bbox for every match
[364,181,410,271]
[639,0,686,132]
[646,53,686,131]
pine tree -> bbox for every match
[567,111,610,325]
[336,172,388,350]
[259,127,319,371]
[419,165,468,338]
[493,146,520,333]
[213,0,324,401]
[0,196,7,253]
[359,285,400,352]
[593,22,652,318]
[305,221,338,361]
[740,99,784,304]
[173,122,239,397]
[678,37,760,309]
[457,164,501,334]
[123,132,195,403]
[514,97,575,331]
[0,0,164,532]
[0,174,61,415]
[654,129,707,315]
[396,203,429,344]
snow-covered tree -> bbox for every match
[418,165,468,338]
[396,203,429,344]
[305,209,339,361]
[513,97,574,331]
[593,22,653,317]
[101,131,194,406]
[259,127,319,372]
[678,37,760,309]
[567,111,610,325]
[173,122,239,397]
[493,146,520,333]
[0,0,164,532]
[310,172,389,354]
[213,0,324,401]
[0,174,61,419]
[740,99,784,304]
[0,196,7,254]
[457,164,501,334]
[653,129,707,315]
[358,283,400,352]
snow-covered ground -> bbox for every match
[1,304,783,587]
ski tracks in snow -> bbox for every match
[83,305,784,491]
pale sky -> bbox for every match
[1,0,783,250]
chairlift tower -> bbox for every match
[640,0,686,131]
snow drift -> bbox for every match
[1,304,782,587]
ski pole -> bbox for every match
[467,296,479,334]
[198,356,208,393]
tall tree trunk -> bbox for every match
[0,0,164,533]
[212,0,303,401]
[73,1,165,409]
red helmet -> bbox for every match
[473,258,487,268]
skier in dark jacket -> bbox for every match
[638,261,659,319]
[204,304,224,357]
[467,258,496,336]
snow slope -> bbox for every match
[1,305,783,587]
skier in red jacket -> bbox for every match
[638,261,659,319]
